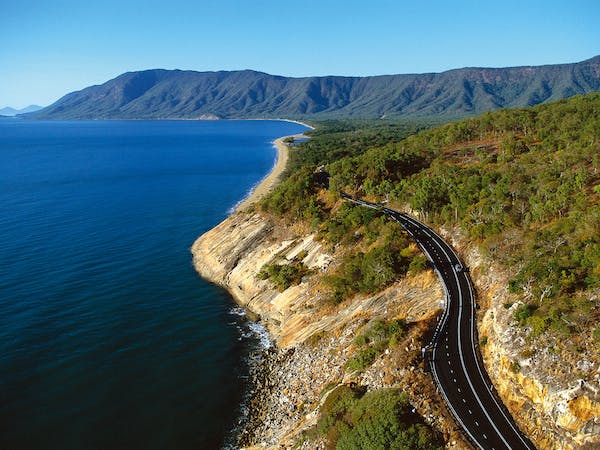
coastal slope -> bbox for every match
[190,136,468,446]
[29,56,600,120]
[441,229,600,449]
[191,93,600,448]
[191,209,468,447]
[193,208,600,450]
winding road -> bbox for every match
[342,194,536,450]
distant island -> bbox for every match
[27,56,600,121]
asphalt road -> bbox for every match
[342,194,536,450]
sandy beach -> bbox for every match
[234,132,307,212]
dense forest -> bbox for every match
[260,92,600,343]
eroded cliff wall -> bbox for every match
[192,209,600,449]
[192,211,470,448]
[192,211,441,348]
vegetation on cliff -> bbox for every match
[262,92,600,345]
[314,386,443,449]
[347,319,408,373]
[319,205,426,303]
[257,252,311,291]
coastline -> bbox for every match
[233,132,306,213]
[191,211,458,448]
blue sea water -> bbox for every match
[0,119,307,449]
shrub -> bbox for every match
[510,360,521,373]
[527,315,548,336]
[408,255,428,274]
[325,245,410,302]
[347,319,408,373]
[257,260,311,291]
[317,387,443,450]
[514,304,536,323]
[317,385,364,436]
[306,330,326,346]
[346,347,380,372]
[260,166,325,222]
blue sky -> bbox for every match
[2,0,599,108]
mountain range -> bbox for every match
[1,105,44,116]
[27,56,600,120]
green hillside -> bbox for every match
[261,92,600,344]
[29,56,600,120]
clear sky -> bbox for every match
[2,0,599,108]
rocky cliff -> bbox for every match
[193,207,600,449]
[192,210,472,448]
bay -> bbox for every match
[0,119,307,449]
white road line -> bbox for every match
[402,213,512,449]
[430,346,482,448]
[464,277,534,449]
[346,199,531,450]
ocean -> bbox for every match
[0,119,308,449]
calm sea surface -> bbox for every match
[0,119,307,449]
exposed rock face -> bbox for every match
[194,209,600,449]
[441,229,600,450]
[192,211,334,348]
[192,211,471,448]
[193,211,440,348]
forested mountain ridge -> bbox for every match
[29,56,600,120]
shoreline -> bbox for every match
[233,132,307,213]
[247,118,315,130]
